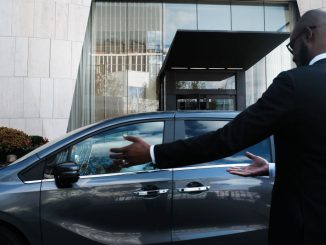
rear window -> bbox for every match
[184,120,272,165]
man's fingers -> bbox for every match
[227,166,248,171]
[245,151,257,160]
[227,166,253,177]
[110,153,125,159]
[110,136,141,154]
[112,159,123,165]
[246,151,269,166]
[227,169,250,177]
[110,145,128,153]
[227,167,242,172]
[123,135,141,143]
[112,159,132,168]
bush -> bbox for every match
[0,128,50,164]
[30,135,49,148]
[0,127,32,161]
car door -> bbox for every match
[172,119,274,245]
[40,120,173,245]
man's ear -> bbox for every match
[304,26,314,42]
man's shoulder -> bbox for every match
[279,64,320,81]
[284,59,326,75]
[273,63,326,94]
[270,66,313,91]
[282,66,308,75]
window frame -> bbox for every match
[20,118,174,182]
[174,117,275,165]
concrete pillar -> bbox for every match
[236,71,246,111]
[165,71,177,111]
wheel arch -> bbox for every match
[0,219,30,245]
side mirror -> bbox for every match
[54,162,80,188]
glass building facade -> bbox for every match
[68,0,298,130]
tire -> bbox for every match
[0,225,25,245]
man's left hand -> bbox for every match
[227,151,269,177]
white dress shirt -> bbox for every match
[309,52,326,65]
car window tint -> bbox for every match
[185,120,228,138]
[44,121,164,179]
[184,120,272,166]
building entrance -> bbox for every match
[176,94,235,111]
[175,78,236,111]
[157,30,290,112]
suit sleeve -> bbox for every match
[155,71,296,169]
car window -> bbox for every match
[185,120,229,139]
[184,120,272,165]
[44,121,164,179]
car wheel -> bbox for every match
[0,225,26,245]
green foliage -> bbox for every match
[30,135,49,148]
[0,128,49,163]
[0,127,32,154]
[0,127,32,161]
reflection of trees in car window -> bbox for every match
[184,120,271,166]
[44,149,70,179]
[44,122,164,179]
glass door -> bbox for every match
[206,95,235,111]
[176,94,235,111]
[176,94,200,110]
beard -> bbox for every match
[295,43,310,67]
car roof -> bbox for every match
[175,110,239,119]
[95,110,239,122]
[86,111,239,129]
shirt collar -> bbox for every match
[309,53,326,65]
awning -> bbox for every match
[159,30,290,79]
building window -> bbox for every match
[198,3,231,30]
[163,3,197,55]
[265,5,290,32]
[231,3,264,31]
[69,0,298,131]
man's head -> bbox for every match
[289,9,326,66]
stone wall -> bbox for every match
[0,0,91,139]
[297,0,326,14]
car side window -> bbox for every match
[184,120,272,165]
[44,121,164,179]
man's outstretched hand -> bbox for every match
[227,152,269,177]
[110,135,152,166]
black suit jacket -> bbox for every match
[154,58,326,244]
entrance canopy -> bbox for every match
[158,30,290,79]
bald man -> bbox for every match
[111,9,326,244]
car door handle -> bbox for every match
[134,189,169,197]
[177,186,210,193]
